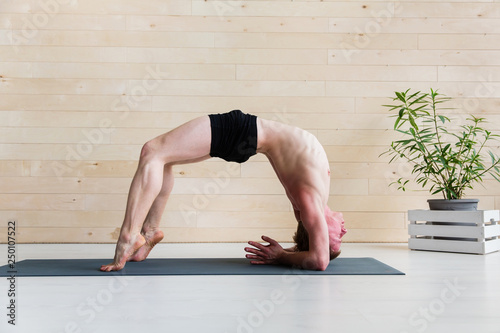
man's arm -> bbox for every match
[245,203,330,271]
[278,206,330,270]
[245,235,329,271]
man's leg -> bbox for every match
[100,116,212,271]
[126,164,173,262]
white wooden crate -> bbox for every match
[408,210,500,255]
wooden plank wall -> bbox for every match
[1,0,499,243]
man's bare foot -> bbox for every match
[127,229,164,262]
[100,234,146,272]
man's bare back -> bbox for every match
[256,118,330,208]
[101,111,345,272]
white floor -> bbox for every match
[0,243,499,333]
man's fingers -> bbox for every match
[261,235,278,246]
[248,241,267,251]
[245,254,260,260]
[244,247,264,256]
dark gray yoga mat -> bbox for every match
[0,257,404,277]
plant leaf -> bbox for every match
[399,108,405,118]
[395,92,405,102]
[438,115,447,124]
[409,115,419,131]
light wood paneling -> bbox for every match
[317,130,397,146]
[23,0,191,15]
[32,31,215,47]
[395,3,500,18]
[2,0,499,244]
[330,18,500,34]
[0,46,128,62]
[5,13,127,30]
[31,63,236,80]
[127,15,330,33]
[0,161,29,177]
[191,1,396,18]
[86,194,292,212]
[214,32,417,49]
[328,50,500,66]
[237,65,437,82]
[126,48,329,65]
[356,96,500,115]
[0,194,85,211]
[152,96,355,114]
[419,34,500,50]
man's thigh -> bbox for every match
[149,115,212,165]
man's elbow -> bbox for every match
[315,259,329,271]
[307,256,330,271]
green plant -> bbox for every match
[381,89,500,200]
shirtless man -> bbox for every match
[100,110,346,272]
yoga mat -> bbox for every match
[0,257,404,277]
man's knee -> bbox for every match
[140,139,171,166]
[140,141,158,162]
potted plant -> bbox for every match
[381,89,500,211]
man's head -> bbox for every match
[293,207,346,260]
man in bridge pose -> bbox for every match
[101,110,346,272]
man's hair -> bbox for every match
[293,221,309,252]
[293,221,341,260]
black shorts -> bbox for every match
[208,110,257,163]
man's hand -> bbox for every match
[244,235,285,265]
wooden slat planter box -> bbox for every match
[408,210,500,254]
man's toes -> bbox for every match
[100,263,121,272]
